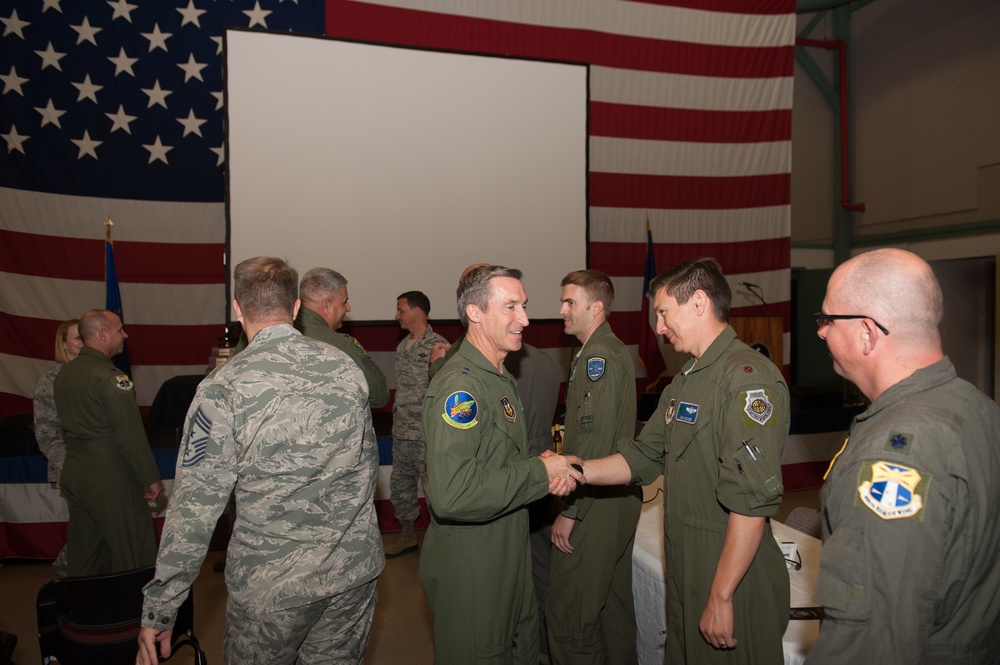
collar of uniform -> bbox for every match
[248,322,299,347]
[681,325,738,374]
[580,321,613,354]
[417,323,438,342]
[295,305,326,332]
[455,336,516,381]
[77,345,112,363]
[856,357,956,423]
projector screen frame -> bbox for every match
[222,27,591,328]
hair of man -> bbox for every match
[457,265,523,327]
[54,318,80,364]
[398,290,431,316]
[300,267,348,302]
[561,269,615,312]
[648,257,731,324]
[832,248,943,349]
[78,309,114,344]
[234,256,299,324]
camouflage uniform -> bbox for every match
[420,341,550,664]
[141,324,385,664]
[33,363,70,577]
[390,324,446,525]
[295,307,390,409]
[54,347,161,577]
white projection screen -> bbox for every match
[225,29,588,322]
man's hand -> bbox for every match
[539,451,585,496]
[136,626,173,665]
[144,480,165,502]
[429,342,451,364]
[699,594,736,650]
[551,514,577,554]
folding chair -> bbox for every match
[36,566,206,664]
[783,506,822,539]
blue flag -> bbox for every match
[105,235,131,378]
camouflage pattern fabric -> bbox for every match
[141,323,384,658]
[33,364,66,481]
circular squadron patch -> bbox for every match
[114,375,134,391]
[443,391,478,429]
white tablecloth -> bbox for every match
[632,481,822,665]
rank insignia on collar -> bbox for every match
[587,357,606,381]
[500,396,516,423]
[857,461,929,520]
[676,402,699,424]
[443,391,478,429]
[114,375,133,391]
[742,389,774,425]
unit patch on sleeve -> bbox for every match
[587,357,606,381]
[741,389,775,426]
[114,375,134,391]
[443,391,478,430]
[182,407,212,468]
[856,461,930,520]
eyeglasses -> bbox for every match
[813,312,890,336]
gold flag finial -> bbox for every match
[104,216,113,241]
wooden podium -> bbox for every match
[730,316,783,370]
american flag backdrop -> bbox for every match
[1,0,794,420]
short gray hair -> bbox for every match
[234,256,298,323]
[457,265,523,327]
[300,267,347,301]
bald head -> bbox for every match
[460,263,490,283]
[829,248,943,349]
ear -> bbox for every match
[233,299,245,326]
[466,303,482,324]
[292,298,301,320]
[691,290,706,317]
[591,299,605,318]
[860,319,878,356]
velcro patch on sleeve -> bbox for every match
[114,374,134,391]
[442,391,478,429]
[740,388,775,426]
[856,460,930,520]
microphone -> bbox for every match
[739,281,761,289]
[739,281,769,315]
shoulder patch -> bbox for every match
[586,356,606,381]
[741,388,774,425]
[442,391,478,429]
[114,375,133,392]
[181,407,212,468]
[857,461,930,520]
[352,337,369,356]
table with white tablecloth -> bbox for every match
[632,481,822,665]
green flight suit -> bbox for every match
[54,346,161,577]
[420,341,550,664]
[618,327,790,665]
[546,322,642,664]
[295,308,390,408]
[809,358,1000,664]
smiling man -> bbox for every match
[546,269,642,665]
[419,265,583,665]
[572,258,790,665]
[808,249,1000,664]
